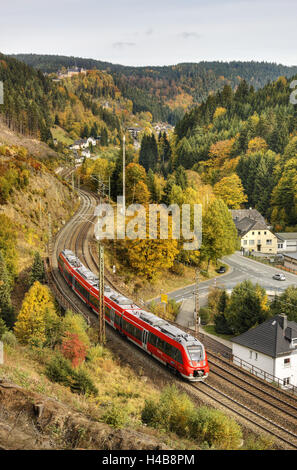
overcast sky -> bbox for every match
[0,0,296,66]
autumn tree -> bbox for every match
[200,199,238,271]
[61,332,88,367]
[213,174,247,209]
[14,281,59,346]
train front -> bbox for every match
[184,342,209,381]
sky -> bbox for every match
[0,0,296,66]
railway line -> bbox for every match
[48,185,297,449]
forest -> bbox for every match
[11,53,297,124]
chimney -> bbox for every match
[278,313,287,331]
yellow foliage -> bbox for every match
[247,137,268,154]
[213,107,227,120]
[14,282,58,345]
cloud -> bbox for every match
[180,32,201,39]
[112,41,136,48]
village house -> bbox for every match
[231,209,278,254]
[276,233,297,252]
[232,314,297,388]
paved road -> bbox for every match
[155,251,297,308]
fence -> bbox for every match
[227,353,297,395]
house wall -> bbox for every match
[275,350,297,387]
[232,344,297,387]
[241,229,277,254]
[232,343,274,378]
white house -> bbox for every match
[276,233,297,252]
[81,149,91,158]
[232,314,297,388]
[87,137,97,147]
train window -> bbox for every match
[90,294,98,307]
[163,341,174,357]
[148,333,158,348]
[187,345,203,361]
[157,338,166,352]
[174,349,182,364]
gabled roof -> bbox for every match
[236,218,271,237]
[277,232,297,241]
[232,315,297,358]
[231,209,266,225]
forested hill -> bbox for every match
[0,53,134,145]
[172,76,297,231]
[10,54,297,123]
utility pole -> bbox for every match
[122,133,126,217]
[98,242,105,344]
[194,267,200,335]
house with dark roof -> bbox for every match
[232,314,297,388]
[231,209,277,254]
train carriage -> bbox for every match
[58,249,209,381]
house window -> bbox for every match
[249,350,252,359]
[264,231,267,235]
[258,232,261,235]
[249,240,254,245]
[284,377,290,386]
[243,240,247,245]
[255,352,258,360]
[252,232,255,235]
[266,240,272,245]
[284,358,291,367]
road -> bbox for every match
[154,251,297,308]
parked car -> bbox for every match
[273,273,286,281]
[217,266,226,274]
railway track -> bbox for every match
[48,185,297,449]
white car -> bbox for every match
[273,273,286,281]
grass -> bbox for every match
[51,126,74,146]
[202,324,234,342]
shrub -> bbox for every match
[199,307,211,325]
[45,354,74,387]
[102,403,129,428]
[141,385,195,436]
[170,262,185,276]
[1,331,17,347]
[87,344,106,362]
[71,368,98,396]
[45,353,97,396]
[189,406,242,449]
[61,332,87,367]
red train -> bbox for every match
[58,249,209,381]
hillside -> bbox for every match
[0,133,79,312]
[0,54,138,149]
[11,53,297,124]
[170,76,297,231]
